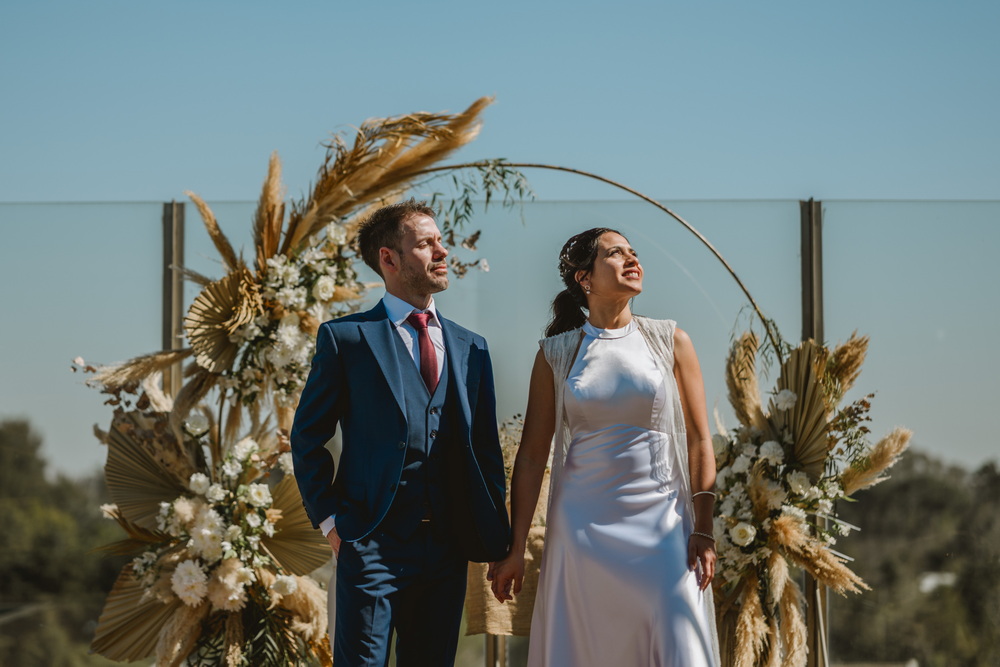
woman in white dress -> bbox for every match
[489,228,720,666]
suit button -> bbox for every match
[429,407,439,415]
[429,430,438,438]
[397,441,406,450]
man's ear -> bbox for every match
[379,247,398,274]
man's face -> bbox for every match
[385,213,449,303]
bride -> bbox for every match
[489,227,720,666]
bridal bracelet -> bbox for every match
[691,491,716,499]
[691,531,716,542]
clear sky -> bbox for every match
[1,0,998,476]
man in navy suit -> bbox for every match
[291,199,511,666]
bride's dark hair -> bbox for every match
[545,227,622,337]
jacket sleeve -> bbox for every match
[471,339,508,513]
[290,323,345,528]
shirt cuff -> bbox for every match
[319,515,337,537]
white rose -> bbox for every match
[787,470,811,496]
[313,275,337,302]
[245,513,262,528]
[246,483,272,508]
[775,389,797,411]
[189,472,211,495]
[184,412,210,437]
[100,503,118,519]
[232,437,258,462]
[729,522,758,547]
[207,484,227,502]
[741,442,758,457]
[222,459,243,480]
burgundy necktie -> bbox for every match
[406,312,439,394]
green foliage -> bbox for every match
[0,419,129,666]
[830,451,1000,667]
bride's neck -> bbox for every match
[586,301,632,330]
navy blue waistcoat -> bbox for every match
[377,332,452,539]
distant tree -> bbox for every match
[830,450,999,667]
[0,419,128,666]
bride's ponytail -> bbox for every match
[544,227,620,337]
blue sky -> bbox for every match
[1,1,998,476]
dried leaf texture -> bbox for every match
[90,568,184,661]
[184,268,261,373]
[185,190,240,271]
[253,151,286,272]
[771,341,829,480]
[840,427,912,496]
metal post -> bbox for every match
[485,634,506,667]
[162,201,185,397]
[800,198,828,667]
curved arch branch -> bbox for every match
[416,161,783,354]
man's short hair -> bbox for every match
[356,199,438,277]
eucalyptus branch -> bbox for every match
[415,161,783,357]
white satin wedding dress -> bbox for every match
[527,319,715,667]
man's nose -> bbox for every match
[434,242,449,259]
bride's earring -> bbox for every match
[584,284,591,294]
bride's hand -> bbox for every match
[688,533,717,591]
[488,552,525,603]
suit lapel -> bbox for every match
[440,315,475,430]
[358,302,407,416]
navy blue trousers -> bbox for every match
[334,523,467,667]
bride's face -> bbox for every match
[578,232,643,299]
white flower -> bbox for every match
[232,437,259,462]
[732,455,752,475]
[719,496,737,518]
[246,483,272,508]
[276,286,307,309]
[172,496,198,527]
[171,560,208,606]
[271,574,298,597]
[184,413,210,437]
[326,222,348,245]
[729,522,757,547]
[775,389,797,411]
[716,466,732,488]
[741,442,758,457]
[760,480,788,509]
[207,559,250,611]
[207,483,227,503]
[73,356,86,366]
[222,459,243,480]
[479,259,490,272]
[262,521,276,537]
[188,473,211,495]
[817,498,834,515]
[278,452,294,476]
[787,470,811,496]
[245,512,262,528]
[99,503,118,519]
[313,275,337,302]
[759,440,784,465]
[226,524,243,541]
[782,504,807,520]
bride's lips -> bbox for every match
[623,269,641,279]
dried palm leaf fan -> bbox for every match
[183,267,261,374]
[91,570,185,661]
[260,475,331,575]
[770,340,830,480]
[105,412,189,530]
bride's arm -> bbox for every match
[673,326,718,590]
[488,348,556,603]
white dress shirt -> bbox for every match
[319,293,446,537]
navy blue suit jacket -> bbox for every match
[290,301,510,562]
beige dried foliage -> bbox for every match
[185,190,240,271]
[772,341,829,480]
[764,616,782,667]
[826,332,869,397]
[140,373,174,413]
[734,573,768,667]
[282,97,492,254]
[747,465,777,523]
[299,311,320,336]
[766,551,789,610]
[168,367,219,437]
[254,151,286,272]
[841,427,912,496]
[778,577,807,667]
[184,268,262,374]
[224,611,244,667]
[771,517,866,594]
[154,601,211,667]
[283,576,328,643]
[725,333,767,432]
[92,349,194,392]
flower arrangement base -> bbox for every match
[465,526,545,636]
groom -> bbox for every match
[291,199,510,666]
